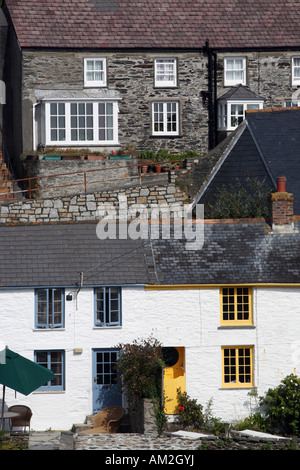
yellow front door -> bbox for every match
[163,347,185,414]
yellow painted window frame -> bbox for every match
[220,286,253,326]
[222,346,254,388]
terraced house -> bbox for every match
[1,0,300,433]
[1,0,300,179]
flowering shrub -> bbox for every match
[260,374,300,436]
[115,336,164,399]
[177,389,204,429]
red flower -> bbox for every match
[179,406,185,412]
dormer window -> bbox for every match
[84,58,107,87]
[224,57,247,86]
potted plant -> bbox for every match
[109,149,131,159]
[162,163,172,172]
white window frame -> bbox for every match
[44,100,119,145]
[152,101,180,136]
[284,99,300,107]
[154,58,177,87]
[224,57,247,86]
[292,57,300,86]
[84,58,107,87]
[218,100,263,131]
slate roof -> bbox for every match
[194,108,300,215]
[218,85,265,102]
[0,220,300,288]
[146,220,300,285]
[3,0,300,50]
[0,222,150,287]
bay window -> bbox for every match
[218,101,263,131]
[44,100,119,145]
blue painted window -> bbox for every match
[34,350,65,390]
[95,287,121,326]
[35,288,64,328]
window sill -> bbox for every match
[218,325,255,330]
[150,134,182,139]
[33,390,65,394]
[220,386,254,391]
[93,325,122,329]
[33,327,65,331]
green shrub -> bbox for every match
[234,412,268,432]
[115,336,165,400]
[205,176,272,219]
[260,374,300,436]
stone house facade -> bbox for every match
[2,1,300,181]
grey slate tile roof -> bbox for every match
[218,85,265,102]
[146,220,300,285]
[0,222,150,287]
[0,220,300,288]
[195,108,300,215]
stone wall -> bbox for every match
[217,51,300,106]
[129,397,158,435]
[0,181,188,224]
[22,50,209,155]
[24,157,144,198]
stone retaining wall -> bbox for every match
[0,180,188,225]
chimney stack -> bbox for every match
[271,176,294,229]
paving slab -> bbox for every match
[28,431,62,450]
[231,429,290,441]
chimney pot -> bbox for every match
[276,176,286,192]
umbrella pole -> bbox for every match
[1,385,5,430]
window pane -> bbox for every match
[50,102,65,142]
[98,103,114,142]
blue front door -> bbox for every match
[92,349,122,413]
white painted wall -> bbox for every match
[1,286,300,430]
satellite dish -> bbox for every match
[0,81,5,104]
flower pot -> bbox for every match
[109,154,131,160]
[155,165,162,173]
[141,165,148,173]
[173,165,180,170]
[86,155,108,160]
[43,155,61,160]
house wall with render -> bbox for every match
[0,285,299,431]
[21,50,209,156]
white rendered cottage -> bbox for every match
[0,184,300,430]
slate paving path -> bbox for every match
[27,429,295,451]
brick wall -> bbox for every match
[271,192,294,226]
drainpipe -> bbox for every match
[32,101,41,151]
[204,40,217,150]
